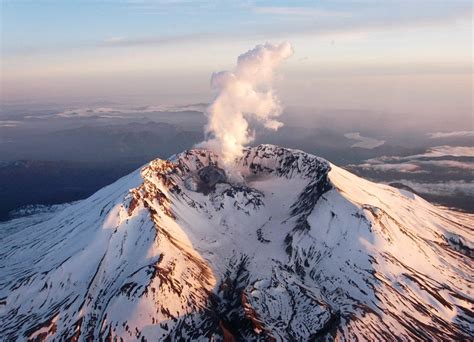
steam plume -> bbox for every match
[198,42,293,170]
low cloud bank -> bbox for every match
[428,131,474,139]
[388,180,474,197]
[344,132,385,149]
[351,146,474,174]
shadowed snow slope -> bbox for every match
[0,145,472,341]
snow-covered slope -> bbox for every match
[1,145,472,341]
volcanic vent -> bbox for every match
[184,165,227,194]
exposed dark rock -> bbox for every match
[198,166,226,188]
[185,165,227,194]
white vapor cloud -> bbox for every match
[364,146,474,163]
[418,160,474,171]
[0,120,21,128]
[389,180,474,197]
[409,146,474,159]
[198,42,293,171]
[427,131,474,139]
[352,145,474,174]
[344,132,385,149]
[356,162,424,173]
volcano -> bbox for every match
[0,145,472,341]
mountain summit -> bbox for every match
[1,145,472,341]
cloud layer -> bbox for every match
[428,131,474,139]
[350,145,474,177]
[344,132,385,149]
[387,180,474,197]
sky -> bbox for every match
[1,0,472,122]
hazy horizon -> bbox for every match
[2,0,473,126]
[0,0,473,217]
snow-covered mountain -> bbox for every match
[1,144,472,341]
